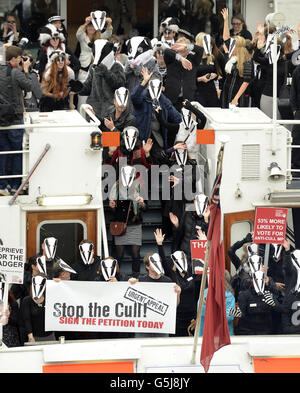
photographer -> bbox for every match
[1,12,25,46]
[21,52,42,112]
[0,45,33,195]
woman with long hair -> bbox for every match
[220,8,253,108]
[195,32,224,107]
[40,50,75,112]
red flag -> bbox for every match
[200,171,231,372]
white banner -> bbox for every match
[0,245,25,284]
[45,280,177,334]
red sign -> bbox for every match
[190,240,207,274]
[253,207,288,244]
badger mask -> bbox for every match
[101,258,117,281]
[174,148,188,166]
[247,243,259,257]
[203,34,212,56]
[248,254,263,275]
[148,78,162,103]
[181,107,197,131]
[171,251,188,274]
[79,242,94,265]
[93,39,115,69]
[114,87,129,108]
[57,258,77,274]
[272,243,282,261]
[120,165,136,188]
[43,237,57,260]
[37,255,47,275]
[291,250,300,292]
[0,273,6,302]
[149,253,164,275]
[126,36,153,66]
[91,10,106,33]
[252,270,265,295]
[122,126,139,151]
[32,275,46,300]
[194,194,209,217]
[228,38,236,58]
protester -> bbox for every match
[40,50,75,111]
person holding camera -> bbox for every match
[0,45,33,195]
[1,12,24,46]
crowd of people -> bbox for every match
[2,1,300,346]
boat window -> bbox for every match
[37,220,87,265]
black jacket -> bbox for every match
[164,45,203,104]
[290,65,300,112]
[71,256,102,281]
[172,211,209,258]
[236,287,281,335]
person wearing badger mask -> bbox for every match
[170,193,210,258]
[71,240,101,282]
[103,126,153,176]
[70,39,126,121]
[159,17,179,48]
[154,99,205,158]
[38,237,58,279]
[100,87,136,133]
[154,228,202,336]
[109,166,147,278]
[125,36,161,94]
[19,274,55,343]
[231,269,282,335]
[131,68,182,162]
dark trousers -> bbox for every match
[0,120,24,189]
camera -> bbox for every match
[21,56,28,61]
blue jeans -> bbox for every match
[0,120,25,189]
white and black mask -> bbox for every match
[247,243,259,257]
[114,87,129,108]
[37,255,47,275]
[268,43,281,64]
[174,148,187,166]
[93,39,115,69]
[252,270,265,295]
[79,242,94,265]
[0,273,6,302]
[101,258,118,281]
[43,237,57,260]
[91,10,106,32]
[149,253,164,275]
[126,36,153,64]
[248,254,263,275]
[49,50,67,64]
[57,258,77,274]
[32,275,46,300]
[171,251,188,274]
[181,107,196,131]
[291,250,300,292]
[272,243,282,260]
[228,38,236,58]
[203,34,212,56]
[120,165,136,188]
[194,194,209,217]
[148,79,162,103]
[122,126,139,151]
